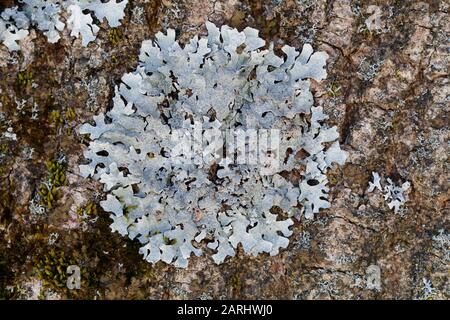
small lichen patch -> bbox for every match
[0,0,129,52]
[367,171,411,214]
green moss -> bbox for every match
[37,159,68,208]
[30,224,49,242]
[108,28,123,46]
[64,107,76,122]
[0,144,9,154]
[76,201,98,217]
[49,106,77,128]
[45,159,68,187]
[16,70,33,89]
[111,55,119,64]
[49,110,64,126]
[38,184,61,209]
[34,249,75,289]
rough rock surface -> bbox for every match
[0,0,448,299]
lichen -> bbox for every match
[367,171,411,214]
[0,0,129,52]
[79,22,347,268]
